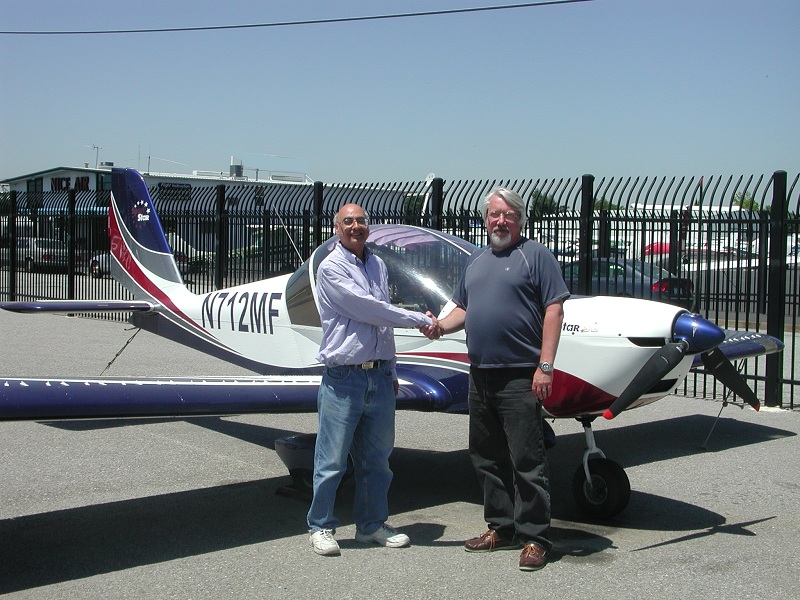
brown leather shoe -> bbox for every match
[519,541,548,571]
[464,530,520,553]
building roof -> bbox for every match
[1,166,102,184]
[1,165,313,185]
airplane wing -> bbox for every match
[692,330,784,365]
[0,365,453,421]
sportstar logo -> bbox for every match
[562,322,598,333]
[132,199,151,223]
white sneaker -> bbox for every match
[310,529,340,556]
[355,524,410,548]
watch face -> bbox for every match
[539,362,552,372]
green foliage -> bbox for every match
[594,197,622,211]
[403,193,425,216]
[527,188,561,218]
[733,191,760,211]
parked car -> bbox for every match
[561,257,695,309]
[89,250,199,279]
[0,237,77,272]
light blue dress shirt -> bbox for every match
[315,242,432,380]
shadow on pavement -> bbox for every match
[2,412,791,593]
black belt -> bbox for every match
[348,359,387,369]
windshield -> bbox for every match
[286,224,476,326]
[38,239,67,249]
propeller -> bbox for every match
[603,311,763,420]
[700,347,761,411]
[603,340,689,419]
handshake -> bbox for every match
[419,311,445,340]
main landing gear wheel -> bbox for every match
[274,433,354,500]
[571,417,631,518]
[571,457,631,518]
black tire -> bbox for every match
[571,457,631,518]
[289,455,354,494]
[289,468,314,492]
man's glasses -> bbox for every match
[340,216,369,226]
[488,210,520,222]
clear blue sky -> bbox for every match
[1,0,797,183]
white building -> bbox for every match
[1,161,313,197]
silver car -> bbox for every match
[561,257,695,309]
[1,237,72,272]
[89,250,198,279]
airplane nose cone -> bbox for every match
[673,312,725,354]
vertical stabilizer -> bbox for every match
[109,168,186,298]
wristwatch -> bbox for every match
[538,361,553,373]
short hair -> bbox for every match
[481,186,527,229]
[332,206,371,227]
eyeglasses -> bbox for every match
[339,216,369,226]
[488,210,520,222]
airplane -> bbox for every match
[0,168,784,519]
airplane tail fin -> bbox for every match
[109,168,187,300]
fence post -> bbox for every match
[67,189,76,299]
[597,208,610,258]
[313,181,324,247]
[214,184,227,290]
[667,210,682,275]
[756,210,770,313]
[578,174,594,295]
[765,170,788,407]
[430,177,443,231]
[8,191,17,300]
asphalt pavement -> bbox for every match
[1,310,799,599]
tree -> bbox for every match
[733,191,760,211]
[527,188,561,219]
[594,197,622,211]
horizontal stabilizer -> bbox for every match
[0,300,155,314]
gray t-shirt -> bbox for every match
[452,237,569,368]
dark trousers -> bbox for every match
[468,367,551,549]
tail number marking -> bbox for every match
[202,291,282,334]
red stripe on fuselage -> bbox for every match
[396,351,471,364]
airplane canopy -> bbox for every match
[285,224,476,326]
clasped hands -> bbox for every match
[419,311,444,340]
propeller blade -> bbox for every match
[604,341,688,419]
[700,347,761,411]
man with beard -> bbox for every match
[423,187,569,571]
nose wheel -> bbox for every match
[571,418,631,518]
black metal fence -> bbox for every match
[2,171,798,409]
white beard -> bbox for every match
[490,230,512,249]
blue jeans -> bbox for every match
[468,367,551,549]
[307,362,396,535]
